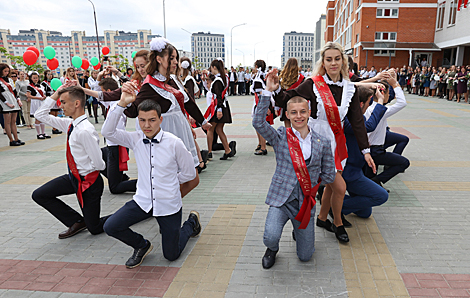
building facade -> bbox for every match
[434,0,470,66]
[325,0,442,69]
[191,32,225,69]
[282,31,315,69]
[0,28,160,73]
[314,14,327,63]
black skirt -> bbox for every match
[209,100,232,123]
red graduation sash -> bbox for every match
[254,93,274,125]
[312,75,348,170]
[30,83,45,97]
[66,124,100,208]
[286,128,321,229]
[204,75,229,120]
[0,78,15,95]
[288,74,305,91]
[118,146,129,171]
[143,75,186,114]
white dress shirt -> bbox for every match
[100,101,127,147]
[101,105,196,216]
[35,98,105,176]
[364,87,407,146]
[88,77,101,92]
[291,127,312,161]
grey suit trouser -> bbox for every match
[263,199,316,262]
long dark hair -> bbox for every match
[29,72,40,85]
[0,63,10,78]
[254,60,266,72]
[146,43,178,83]
[210,59,226,87]
[43,70,51,82]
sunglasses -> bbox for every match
[11,75,17,77]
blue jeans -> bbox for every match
[343,175,389,218]
[384,130,409,155]
[104,200,195,261]
[263,199,315,262]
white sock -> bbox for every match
[35,124,41,135]
[40,123,46,135]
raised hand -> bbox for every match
[266,69,279,92]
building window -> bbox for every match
[377,0,398,2]
[448,0,457,26]
[376,8,398,17]
[374,50,396,56]
[375,32,397,41]
[436,4,445,29]
[356,33,360,43]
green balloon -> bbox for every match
[72,56,82,68]
[50,78,62,91]
[90,57,99,66]
[131,51,137,59]
[43,46,56,60]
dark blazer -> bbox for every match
[343,104,387,182]
[228,71,237,82]
[252,93,336,207]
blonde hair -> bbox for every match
[280,58,299,90]
[66,67,78,80]
[312,42,349,80]
[286,96,308,110]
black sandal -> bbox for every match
[254,149,267,156]
[255,145,261,151]
[196,162,206,173]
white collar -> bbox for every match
[145,129,164,142]
[291,127,311,141]
[215,73,221,77]
[72,114,87,127]
[323,74,344,87]
[153,72,166,82]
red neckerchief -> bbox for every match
[312,75,348,170]
[204,74,229,120]
[118,146,129,171]
[29,83,45,97]
[143,75,185,114]
[0,78,15,95]
[66,123,99,207]
[286,128,322,229]
[288,74,305,91]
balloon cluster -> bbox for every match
[22,45,112,72]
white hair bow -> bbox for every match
[150,37,171,52]
[181,61,190,69]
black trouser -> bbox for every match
[245,81,251,95]
[16,109,25,125]
[101,146,137,194]
[229,81,236,95]
[32,174,106,235]
[438,83,446,98]
[365,146,410,184]
[237,82,245,95]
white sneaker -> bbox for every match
[17,124,25,127]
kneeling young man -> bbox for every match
[101,90,201,269]
[253,77,335,269]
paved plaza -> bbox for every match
[0,92,470,298]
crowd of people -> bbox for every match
[1,37,454,270]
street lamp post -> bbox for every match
[235,49,245,66]
[230,23,246,68]
[163,0,167,38]
[88,0,101,70]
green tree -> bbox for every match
[193,56,203,70]
[108,54,130,73]
[0,47,45,73]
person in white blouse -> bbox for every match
[101,91,201,269]
[32,85,108,239]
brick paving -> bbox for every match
[0,93,470,297]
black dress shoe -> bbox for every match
[255,145,261,151]
[201,150,209,164]
[196,162,206,173]
[266,141,272,146]
[207,152,213,159]
[9,141,21,146]
[220,151,233,160]
[262,248,278,269]
[125,240,153,269]
[58,221,87,239]
[254,149,267,155]
[329,209,352,228]
[229,141,236,156]
[37,134,46,140]
[332,224,349,243]
[44,134,51,139]
[16,139,25,145]
[52,129,62,134]
[189,210,201,237]
[316,217,334,232]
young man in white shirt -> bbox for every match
[101,91,201,269]
[33,86,108,239]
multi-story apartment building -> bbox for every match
[191,32,225,69]
[0,29,160,73]
[434,1,469,66]
[325,0,442,69]
[314,14,327,63]
[282,31,314,69]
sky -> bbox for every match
[1,0,329,67]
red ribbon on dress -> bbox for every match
[312,75,348,171]
[204,75,229,120]
[66,124,100,208]
[254,93,274,125]
[0,78,15,95]
[143,75,186,114]
[286,128,321,229]
[118,146,129,172]
[30,83,45,97]
[288,74,305,91]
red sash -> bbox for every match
[312,76,348,170]
[286,128,321,229]
[254,93,274,125]
[204,75,229,120]
[118,146,129,171]
[288,74,305,91]
[143,75,186,114]
[0,78,15,95]
[30,83,45,97]
[66,124,99,207]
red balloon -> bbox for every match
[81,59,90,69]
[47,58,59,70]
[26,46,40,58]
[102,46,110,55]
[56,99,61,108]
[93,62,101,70]
[23,50,38,66]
